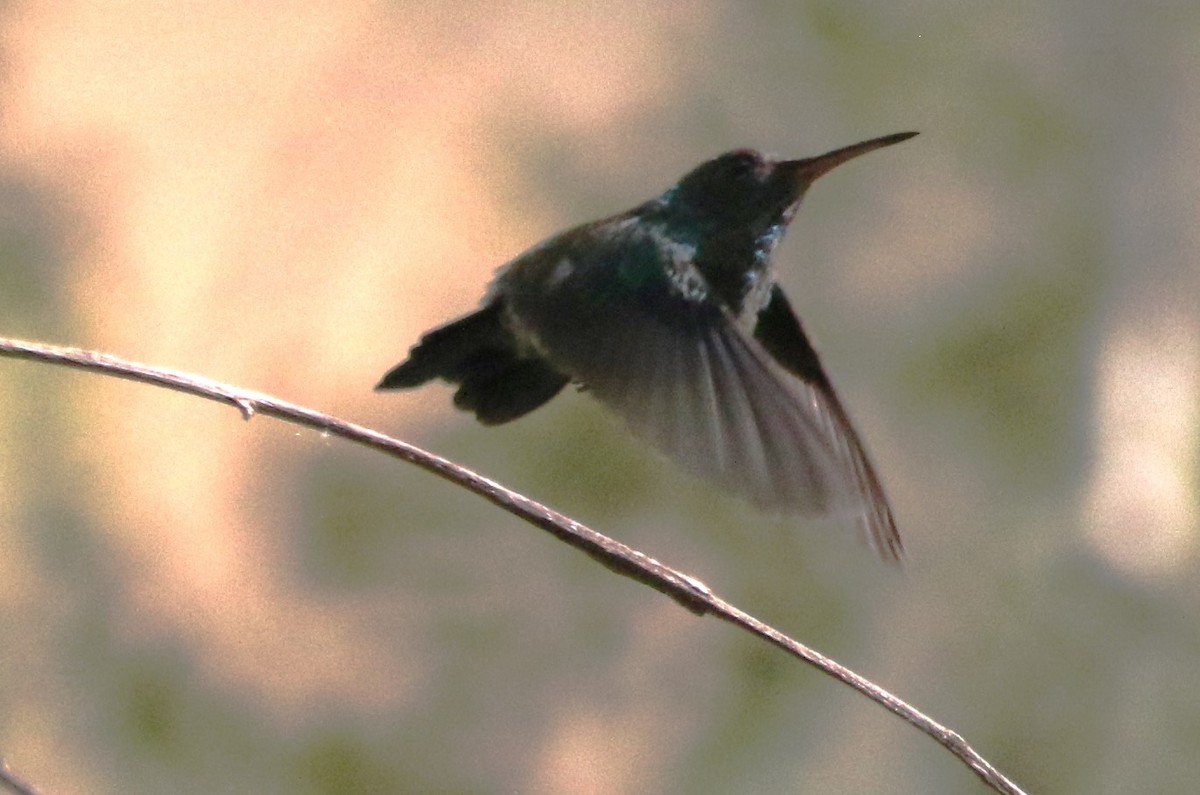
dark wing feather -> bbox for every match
[753,285,902,561]
[500,232,901,559]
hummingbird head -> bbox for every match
[662,132,918,241]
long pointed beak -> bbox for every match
[785,131,918,184]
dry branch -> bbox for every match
[0,336,1027,795]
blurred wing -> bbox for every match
[600,309,857,515]
[753,285,902,561]
[502,233,900,559]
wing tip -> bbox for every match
[862,508,905,565]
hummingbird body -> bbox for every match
[378,133,916,561]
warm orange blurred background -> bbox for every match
[1,3,1198,793]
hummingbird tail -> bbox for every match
[376,304,504,389]
[376,301,570,425]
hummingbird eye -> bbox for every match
[722,151,763,182]
[671,149,770,211]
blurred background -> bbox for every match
[1,2,1198,793]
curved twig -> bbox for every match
[0,336,1028,795]
[0,759,39,795]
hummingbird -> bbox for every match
[378,132,915,561]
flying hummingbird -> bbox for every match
[378,132,915,561]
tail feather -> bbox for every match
[453,357,571,425]
[377,303,508,389]
[376,301,569,424]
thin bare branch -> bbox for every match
[0,336,1028,795]
[0,759,39,795]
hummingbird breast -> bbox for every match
[688,223,785,322]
